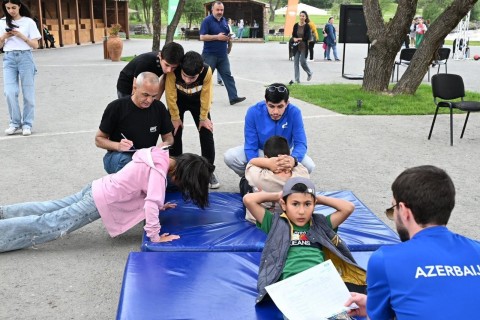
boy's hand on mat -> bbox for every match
[153,233,180,243]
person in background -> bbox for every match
[116,42,184,99]
[95,72,174,174]
[325,16,340,61]
[0,0,41,136]
[345,165,480,319]
[306,13,318,61]
[291,10,313,83]
[251,19,259,38]
[415,17,427,47]
[165,51,220,189]
[42,25,55,48]
[200,1,246,105]
[0,149,214,253]
[237,18,244,39]
[409,18,418,47]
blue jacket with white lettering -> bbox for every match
[244,101,308,163]
[367,226,480,320]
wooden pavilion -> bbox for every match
[203,0,269,40]
[21,0,129,47]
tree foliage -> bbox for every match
[362,0,478,95]
[182,0,205,29]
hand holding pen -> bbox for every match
[118,133,135,152]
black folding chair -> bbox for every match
[268,29,275,40]
[391,48,416,82]
[428,74,480,146]
[428,48,451,81]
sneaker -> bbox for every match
[335,59,341,61]
[307,73,313,81]
[217,80,224,86]
[22,128,31,136]
[4,127,19,135]
[209,172,220,189]
[288,80,294,85]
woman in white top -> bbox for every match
[0,0,41,136]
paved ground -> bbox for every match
[1,39,479,319]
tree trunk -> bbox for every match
[362,0,417,92]
[393,0,478,94]
[152,0,161,51]
[165,0,186,44]
[142,0,152,34]
[269,0,275,22]
[134,4,141,21]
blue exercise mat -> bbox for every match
[141,191,399,252]
[117,251,370,320]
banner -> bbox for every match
[283,0,299,37]
[168,0,180,35]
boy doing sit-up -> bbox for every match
[244,135,309,222]
[243,177,366,304]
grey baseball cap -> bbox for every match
[282,177,316,197]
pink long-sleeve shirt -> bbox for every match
[92,147,169,242]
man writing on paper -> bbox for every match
[346,165,480,319]
[95,72,174,174]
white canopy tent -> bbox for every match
[274,3,327,15]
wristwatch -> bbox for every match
[292,156,298,167]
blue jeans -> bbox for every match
[326,43,339,60]
[293,51,312,83]
[224,145,316,176]
[3,50,37,129]
[103,151,133,174]
[237,28,244,39]
[202,53,239,102]
[0,184,100,253]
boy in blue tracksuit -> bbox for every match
[224,83,315,178]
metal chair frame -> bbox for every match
[428,73,480,145]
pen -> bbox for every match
[120,133,135,149]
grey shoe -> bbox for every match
[209,172,220,189]
[307,73,313,81]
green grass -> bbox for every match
[288,84,480,115]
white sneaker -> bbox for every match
[209,172,220,189]
[5,127,19,135]
[22,128,31,136]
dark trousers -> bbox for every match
[308,41,315,60]
[169,104,215,165]
[44,34,55,48]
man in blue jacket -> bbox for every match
[224,83,315,179]
[345,165,480,320]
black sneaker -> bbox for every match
[217,80,224,86]
[209,172,220,189]
[230,97,246,105]
[239,176,253,196]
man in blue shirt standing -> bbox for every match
[200,1,246,105]
[346,165,480,320]
[224,83,315,185]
